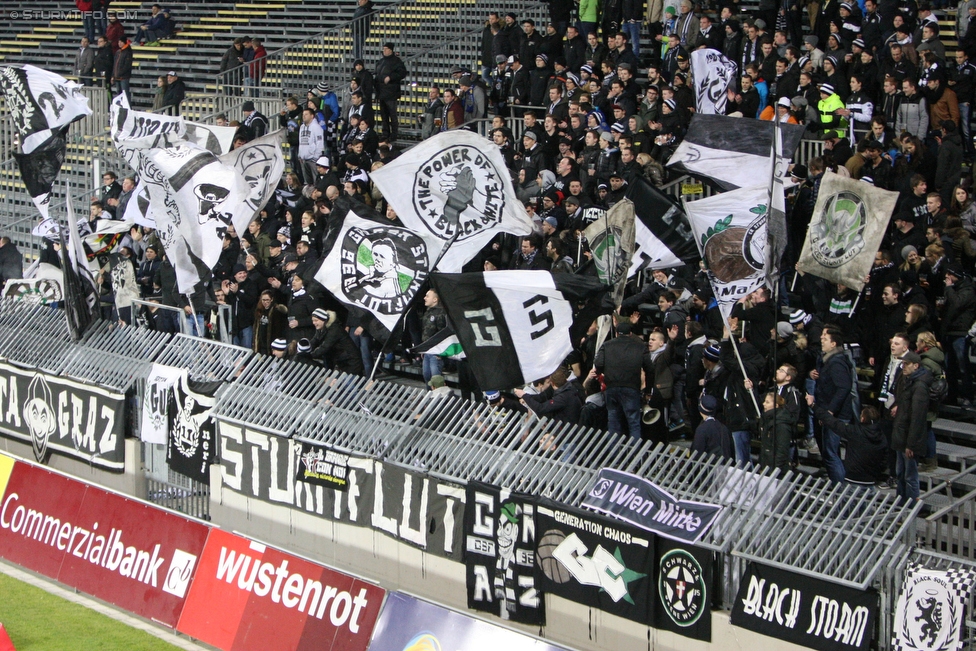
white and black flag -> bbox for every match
[370,130,535,272]
[691,49,737,115]
[583,198,635,308]
[165,373,218,484]
[464,481,543,624]
[626,176,700,276]
[58,192,99,341]
[892,563,976,651]
[429,271,606,390]
[314,197,429,331]
[0,65,91,154]
[14,127,67,220]
[667,114,806,191]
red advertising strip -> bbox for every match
[178,528,385,651]
[0,458,210,628]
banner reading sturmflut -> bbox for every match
[370,130,535,272]
[691,49,737,115]
[797,172,898,292]
[684,185,768,320]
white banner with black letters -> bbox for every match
[731,562,878,651]
[140,363,184,445]
[691,49,737,115]
[891,563,976,651]
[581,467,722,544]
[218,421,467,560]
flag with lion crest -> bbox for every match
[797,172,898,292]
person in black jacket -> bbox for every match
[692,394,733,459]
[942,266,976,406]
[162,71,186,114]
[517,368,583,424]
[93,35,113,91]
[373,44,407,142]
[286,273,318,343]
[309,309,365,375]
[222,264,258,350]
[816,405,888,488]
[351,0,374,60]
[594,320,655,439]
[891,352,932,501]
[807,325,856,483]
[720,324,764,466]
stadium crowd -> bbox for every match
[3,0,976,502]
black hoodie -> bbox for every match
[816,407,887,485]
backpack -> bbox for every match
[929,374,949,406]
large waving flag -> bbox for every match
[583,198,635,308]
[370,130,535,272]
[625,177,700,276]
[429,271,605,389]
[691,49,737,115]
[58,192,99,341]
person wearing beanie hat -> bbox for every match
[776,322,794,339]
[374,41,407,142]
[891,349,931,500]
[309,307,365,376]
[692,395,732,460]
[702,344,721,362]
[816,80,846,139]
[222,262,257,349]
[270,338,289,358]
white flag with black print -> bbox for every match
[626,176,700,276]
[429,271,606,390]
[691,49,737,115]
[0,65,91,154]
[892,563,976,651]
[685,185,768,321]
[220,129,286,225]
[370,130,535,272]
[668,114,806,191]
[314,198,429,331]
[797,171,898,291]
[123,181,154,228]
[58,191,99,341]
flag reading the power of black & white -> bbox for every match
[685,185,768,320]
[583,198,635,308]
[625,177,700,276]
[797,171,898,292]
[892,563,976,651]
[165,373,218,484]
[370,130,535,272]
[667,114,805,191]
[430,271,606,389]
[58,192,99,341]
[464,481,543,624]
[315,197,429,331]
[691,49,737,115]
[535,500,653,623]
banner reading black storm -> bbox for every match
[218,422,466,560]
[464,481,544,624]
[0,361,125,470]
[731,562,878,651]
[535,500,653,623]
[654,539,714,641]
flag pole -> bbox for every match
[723,314,762,418]
[367,229,462,383]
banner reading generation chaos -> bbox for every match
[0,361,126,470]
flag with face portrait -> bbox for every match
[691,49,737,115]
[315,198,430,331]
[370,130,535,272]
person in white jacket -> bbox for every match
[298,107,325,185]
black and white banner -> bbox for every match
[797,171,899,292]
[59,192,99,341]
[582,198,634,308]
[14,127,67,219]
[691,49,737,115]
[0,361,125,470]
[0,65,91,154]
[430,271,606,390]
[370,130,535,272]
[218,422,467,560]
[581,468,722,544]
[141,363,184,445]
[685,184,768,321]
[731,562,878,651]
[165,374,218,484]
[464,481,543,624]
[295,441,350,491]
[535,500,652,623]
[625,177,700,276]
[892,563,976,651]
[654,540,713,641]
[314,198,429,331]
[667,114,805,191]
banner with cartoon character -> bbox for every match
[314,197,429,331]
[892,563,976,651]
[0,361,125,469]
[731,562,878,651]
[464,481,544,624]
[691,49,737,115]
[583,198,635,308]
[653,539,713,641]
[369,130,535,273]
[684,185,769,321]
[797,171,898,292]
[534,500,653,623]
[165,374,218,483]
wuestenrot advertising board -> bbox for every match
[0,453,386,651]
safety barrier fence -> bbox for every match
[0,298,933,650]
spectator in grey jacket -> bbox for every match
[896,78,929,139]
[74,37,95,86]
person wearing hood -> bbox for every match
[309,308,364,375]
[935,120,963,203]
[816,405,888,488]
[891,352,932,501]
